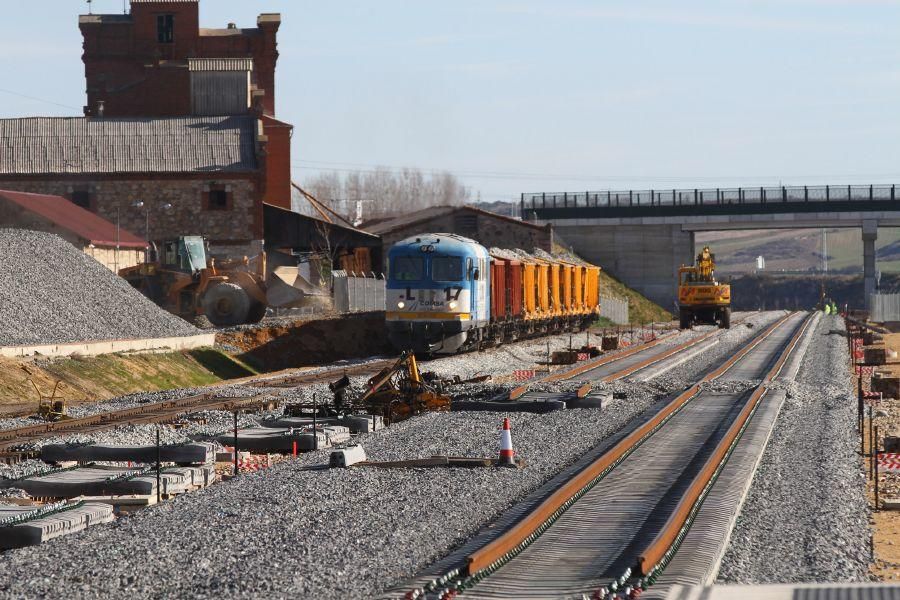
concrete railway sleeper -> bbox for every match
[402,311,812,599]
[509,317,747,401]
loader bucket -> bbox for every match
[266,266,329,309]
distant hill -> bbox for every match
[698,227,900,274]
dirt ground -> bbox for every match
[867,332,900,581]
[217,312,391,371]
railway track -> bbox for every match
[0,326,678,454]
[509,321,739,402]
[0,360,395,454]
[400,311,813,599]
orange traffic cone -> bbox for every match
[499,417,516,466]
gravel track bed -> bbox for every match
[716,313,871,583]
[0,312,787,599]
[0,229,198,347]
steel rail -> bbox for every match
[0,360,396,452]
[635,311,814,579]
[463,312,793,576]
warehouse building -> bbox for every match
[0,115,273,259]
[0,189,147,271]
[364,205,553,268]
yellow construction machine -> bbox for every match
[29,379,70,422]
[351,352,451,424]
[120,236,326,326]
[677,246,731,329]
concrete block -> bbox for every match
[0,501,114,550]
[871,376,899,399]
[865,347,887,365]
[884,437,900,453]
[216,425,351,453]
[41,442,215,465]
[330,445,367,468]
[343,414,385,434]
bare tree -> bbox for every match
[302,167,470,222]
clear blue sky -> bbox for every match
[1,0,899,202]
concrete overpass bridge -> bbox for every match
[520,184,900,309]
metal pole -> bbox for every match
[233,410,239,477]
[869,405,875,479]
[858,376,864,436]
[156,427,161,504]
[875,425,880,510]
[313,394,318,451]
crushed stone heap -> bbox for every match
[0,229,199,346]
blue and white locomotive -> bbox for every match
[386,233,490,354]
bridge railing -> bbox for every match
[521,184,899,215]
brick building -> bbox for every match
[0,0,294,259]
[0,189,147,271]
[364,205,553,269]
[79,0,280,118]
[0,115,267,258]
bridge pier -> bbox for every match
[863,220,878,304]
[554,223,694,312]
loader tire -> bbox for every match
[719,307,731,329]
[247,301,268,324]
[679,308,692,330]
[202,283,250,327]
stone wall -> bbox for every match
[84,246,145,271]
[0,178,261,258]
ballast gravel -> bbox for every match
[0,229,199,347]
[716,313,871,583]
[0,311,790,599]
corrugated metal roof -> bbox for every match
[0,116,258,175]
[188,58,253,72]
[0,190,148,248]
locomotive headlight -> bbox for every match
[397,301,405,309]
[448,301,458,310]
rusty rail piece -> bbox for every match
[636,312,814,578]
[465,313,794,575]
[0,360,395,452]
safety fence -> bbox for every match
[332,271,386,313]
[599,295,629,325]
[869,293,900,322]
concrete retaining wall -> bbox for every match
[556,223,694,309]
[0,333,216,358]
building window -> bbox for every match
[70,190,91,210]
[205,185,231,211]
[157,14,175,43]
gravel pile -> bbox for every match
[717,313,871,583]
[0,229,199,347]
[0,312,791,599]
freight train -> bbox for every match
[385,233,601,354]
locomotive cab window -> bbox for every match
[432,256,463,281]
[392,256,424,281]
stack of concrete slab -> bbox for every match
[1,465,195,498]
[263,415,384,434]
[217,425,351,452]
[0,501,114,550]
[41,442,216,465]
